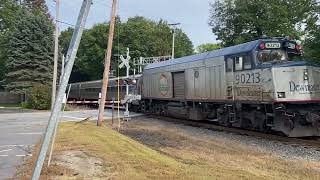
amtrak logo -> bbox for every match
[289,81,320,92]
[159,74,169,96]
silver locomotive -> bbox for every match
[138,37,320,137]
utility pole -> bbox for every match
[97,0,118,126]
[168,23,181,59]
[31,0,92,179]
[51,0,60,109]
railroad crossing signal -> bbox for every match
[119,48,131,69]
[119,48,131,121]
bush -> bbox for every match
[21,102,29,109]
[27,84,52,110]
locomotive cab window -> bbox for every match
[243,55,252,70]
[232,55,252,71]
[226,58,233,72]
[235,57,243,71]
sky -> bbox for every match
[46,0,217,48]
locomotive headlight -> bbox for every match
[277,92,286,98]
[303,70,309,80]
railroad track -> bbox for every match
[144,115,320,151]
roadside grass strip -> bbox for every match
[18,121,320,179]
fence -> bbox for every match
[0,92,23,104]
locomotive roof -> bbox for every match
[145,39,262,70]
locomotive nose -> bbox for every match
[273,63,320,102]
[272,63,320,137]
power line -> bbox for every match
[93,0,112,8]
[57,20,75,27]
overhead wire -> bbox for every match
[57,20,75,27]
[93,0,112,8]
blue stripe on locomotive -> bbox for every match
[145,39,318,70]
[145,40,260,70]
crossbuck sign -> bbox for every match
[119,48,131,69]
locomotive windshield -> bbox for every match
[258,50,287,63]
[257,41,302,63]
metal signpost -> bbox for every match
[119,48,131,120]
[168,23,181,59]
[31,0,92,179]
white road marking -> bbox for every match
[16,154,32,157]
[0,149,13,153]
[0,145,29,148]
[61,116,84,120]
[13,132,43,135]
[0,154,32,157]
[0,107,4,109]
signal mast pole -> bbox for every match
[168,23,180,59]
[97,0,118,126]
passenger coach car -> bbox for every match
[68,75,141,102]
[140,37,320,137]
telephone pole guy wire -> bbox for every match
[97,0,118,126]
[51,0,60,109]
[31,0,93,179]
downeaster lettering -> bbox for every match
[289,81,320,92]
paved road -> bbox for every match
[0,109,141,179]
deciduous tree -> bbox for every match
[209,0,319,47]
[60,16,194,82]
[196,43,221,53]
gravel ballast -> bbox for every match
[122,116,320,163]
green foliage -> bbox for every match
[4,9,54,93]
[304,25,320,62]
[196,43,221,53]
[23,0,48,13]
[60,16,194,82]
[0,0,19,34]
[26,84,51,110]
[20,101,29,109]
[0,0,50,90]
[209,0,319,47]
[0,0,19,89]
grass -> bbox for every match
[18,121,320,179]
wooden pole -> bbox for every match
[97,0,117,126]
[51,0,60,109]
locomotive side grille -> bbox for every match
[173,72,185,99]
